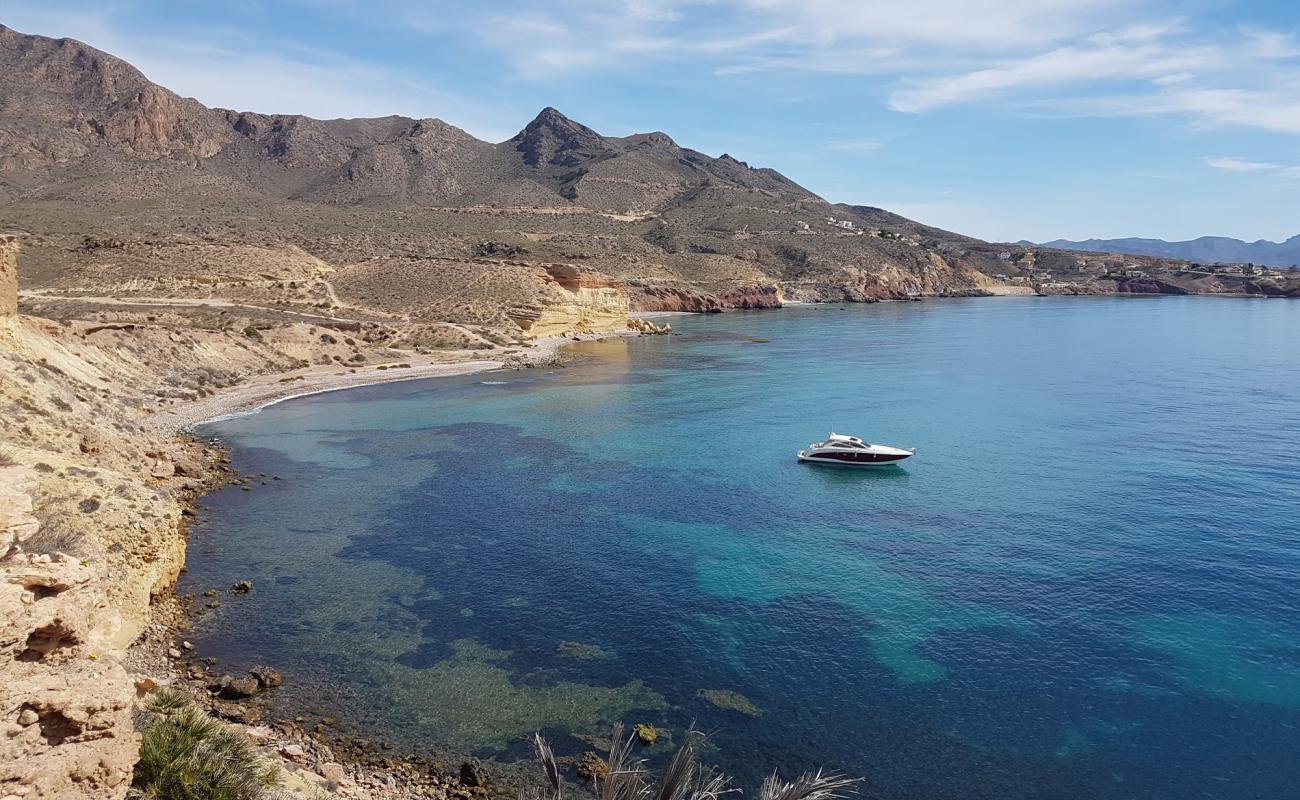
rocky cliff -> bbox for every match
[511,265,630,338]
[1,236,559,799]
[629,283,783,313]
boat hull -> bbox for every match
[797,451,912,468]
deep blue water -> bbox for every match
[182,297,1300,800]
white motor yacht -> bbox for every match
[797,433,914,468]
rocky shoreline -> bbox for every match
[0,233,635,799]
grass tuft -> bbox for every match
[530,725,853,800]
[132,692,280,800]
[19,526,85,557]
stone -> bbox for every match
[167,647,181,659]
[208,674,259,699]
[575,752,608,782]
[459,760,485,787]
[170,450,205,477]
[17,707,38,726]
[231,579,253,593]
[320,762,350,785]
[279,744,307,762]
[632,723,658,745]
[211,700,261,725]
[248,663,283,688]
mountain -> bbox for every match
[1034,235,1300,268]
[6,21,1290,324]
[3,22,1033,309]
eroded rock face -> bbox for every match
[0,552,138,799]
[629,283,783,313]
[0,467,40,555]
[510,264,629,338]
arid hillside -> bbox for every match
[0,22,1007,327]
[4,20,1297,343]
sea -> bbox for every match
[182,296,1300,800]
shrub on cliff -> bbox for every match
[132,691,280,800]
[527,723,859,800]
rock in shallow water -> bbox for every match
[248,663,283,688]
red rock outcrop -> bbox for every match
[629,283,782,313]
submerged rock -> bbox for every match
[556,640,613,660]
[633,723,658,745]
[575,752,609,781]
[697,688,762,717]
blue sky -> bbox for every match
[2,0,1299,243]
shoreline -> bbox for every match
[109,292,1294,797]
[129,328,643,797]
[148,331,628,433]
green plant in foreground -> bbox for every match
[528,723,860,800]
[131,692,280,800]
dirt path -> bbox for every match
[18,290,395,325]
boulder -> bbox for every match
[170,450,206,478]
[575,752,608,781]
[460,760,485,787]
[248,664,282,688]
[211,700,262,724]
[208,674,259,700]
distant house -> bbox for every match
[835,220,855,230]
[1220,265,1244,274]
[998,252,1012,261]
[794,220,810,232]
[993,273,1009,281]
[1123,269,1147,278]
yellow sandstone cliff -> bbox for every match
[509,264,630,338]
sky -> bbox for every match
[2,0,1299,243]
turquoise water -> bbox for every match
[183,297,1300,799]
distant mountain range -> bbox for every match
[1032,236,1300,268]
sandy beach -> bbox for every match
[147,332,625,433]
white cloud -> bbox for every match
[7,0,1300,154]
[1206,157,1300,179]
[888,33,1214,113]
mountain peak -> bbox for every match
[521,107,600,138]
[512,106,607,167]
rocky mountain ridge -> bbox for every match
[3,21,1297,333]
[1034,234,1300,268]
[0,21,1005,317]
